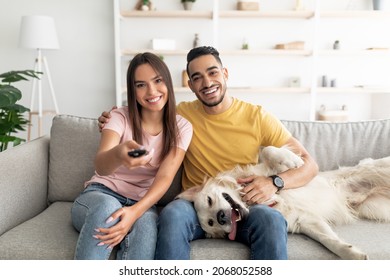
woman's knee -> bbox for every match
[72,191,122,229]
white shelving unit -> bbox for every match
[113,0,390,121]
[313,7,390,120]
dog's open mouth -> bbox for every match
[222,193,243,241]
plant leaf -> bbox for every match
[7,103,30,113]
[0,70,42,83]
[0,69,40,152]
[0,85,22,107]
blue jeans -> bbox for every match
[71,183,158,260]
[155,199,288,260]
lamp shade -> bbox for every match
[19,15,59,50]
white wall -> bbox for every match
[0,0,115,139]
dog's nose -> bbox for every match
[217,210,228,225]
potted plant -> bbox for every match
[0,70,41,152]
[181,0,196,11]
[135,0,153,11]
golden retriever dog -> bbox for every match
[177,146,390,260]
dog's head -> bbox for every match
[177,175,249,240]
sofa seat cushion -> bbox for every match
[1,201,389,259]
[289,219,390,259]
[190,219,390,260]
[334,220,390,259]
[0,202,78,260]
[190,239,250,259]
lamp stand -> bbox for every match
[28,49,59,140]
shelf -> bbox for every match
[121,49,189,56]
[119,9,390,20]
[121,10,390,19]
[319,10,390,18]
[175,87,390,94]
[221,49,312,56]
[121,10,212,18]
[316,87,390,94]
[229,87,311,94]
[122,49,389,57]
[128,86,383,95]
[174,87,390,94]
[219,10,314,19]
[122,49,312,57]
[121,10,314,19]
[175,87,311,94]
[318,49,390,56]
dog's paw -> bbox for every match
[339,245,369,260]
[260,146,304,173]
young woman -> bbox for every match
[71,52,193,260]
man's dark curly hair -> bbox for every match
[186,46,223,75]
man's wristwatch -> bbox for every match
[270,175,284,193]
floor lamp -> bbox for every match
[19,15,60,140]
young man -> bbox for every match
[99,46,318,259]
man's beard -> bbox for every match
[198,84,226,108]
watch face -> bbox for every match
[274,176,284,188]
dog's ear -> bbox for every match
[176,185,202,202]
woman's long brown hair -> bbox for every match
[126,52,178,162]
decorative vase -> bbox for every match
[183,2,193,10]
[193,33,200,48]
[373,0,385,10]
[333,40,340,50]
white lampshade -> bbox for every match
[19,15,59,50]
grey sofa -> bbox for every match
[1,114,390,260]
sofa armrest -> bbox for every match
[0,136,50,235]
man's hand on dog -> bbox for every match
[237,176,276,205]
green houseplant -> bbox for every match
[0,70,41,151]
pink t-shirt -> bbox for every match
[85,107,193,201]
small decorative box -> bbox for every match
[237,1,259,11]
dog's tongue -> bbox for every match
[228,209,238,240]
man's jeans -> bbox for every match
[71,183,158,260]
[155,199,288,260]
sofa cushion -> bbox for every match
[1,201,389,259]
[0,136,49,236]
[0,202,78,260]
[287,219,390,259]
[189,219,390,260]
[48,115,100,203]
[190,239,250,259]
[282,119,390,171]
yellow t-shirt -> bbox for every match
[177,98,291,190]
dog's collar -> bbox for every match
[262,195,278,208]
[268,201,278,208]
